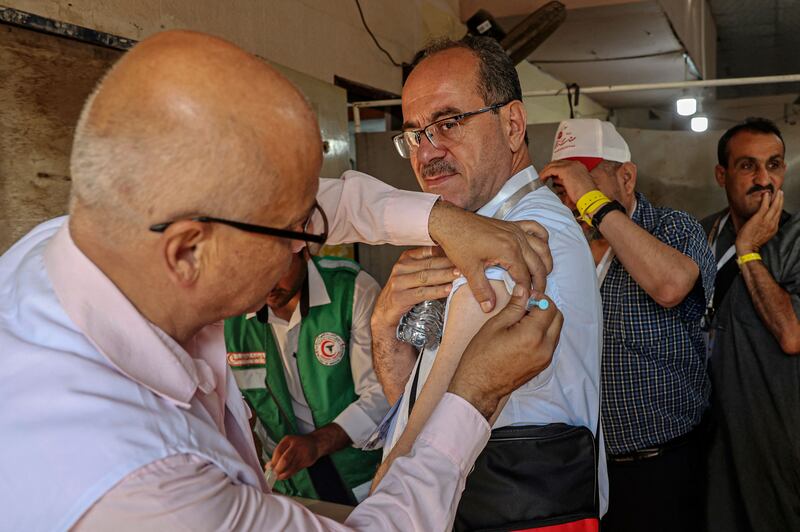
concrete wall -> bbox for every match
[0,24,120,251]
[5,0,464,95]
[517,61,608,123]
[355,123,800,284]
[0,22,350,252]
[6,1,607,115]
[0,1,607,255]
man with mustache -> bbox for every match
[701,117,793,310]
[700,117,800,532]
[371,37,606,530]
[224,247,387,505]
[543,119,715,532]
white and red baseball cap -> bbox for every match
[551,118,631,171]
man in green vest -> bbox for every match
[225,248,386,505]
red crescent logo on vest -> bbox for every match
[314,332,345,366]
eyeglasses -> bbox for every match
[149,201,329,244]
[392,101,509,159]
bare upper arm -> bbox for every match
[382,279,511,462]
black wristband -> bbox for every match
[592,200,626,231]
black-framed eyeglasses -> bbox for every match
[392,101,510,159]
[149,201,329,244]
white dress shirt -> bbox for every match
[385,166,609,514]
[257,259,386,447]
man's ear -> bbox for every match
[714,165,727,188]
[160,221,210,287]
[504,100,528,152]
[617,161,638,195]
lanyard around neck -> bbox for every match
[492,179,544,220]
[710,212,736,272]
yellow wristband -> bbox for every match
[736,252,762,266]
[580,200,611,227]
[585,197,611,215]
[576,190,610,218]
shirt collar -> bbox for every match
[631,191,649,226]
[306,259,331,308]
[476,165,540,218]
[44,222,215,409]
[247,258,331,326]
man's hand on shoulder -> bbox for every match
[370,246,458,403]
[372,247,458,332]
[428,200,552,312]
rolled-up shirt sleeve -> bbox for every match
[76,393,490,531]
[317,171,437,247]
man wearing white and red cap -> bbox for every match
[542,119,715,532]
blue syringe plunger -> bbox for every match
[526,297,549,311]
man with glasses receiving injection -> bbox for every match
[370,36,606,531]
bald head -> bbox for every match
[67,31,326,344]
[71,30,322,233]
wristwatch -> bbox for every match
[592,200,626,231]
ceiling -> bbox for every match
[464,0,799,113]
[499,1,690,108]
[710,0,800,99]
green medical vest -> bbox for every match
[225,257,381,502]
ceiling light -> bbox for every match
[691,116,708,132]
[676,97,697,116]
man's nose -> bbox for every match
[414,133,447,165]
[754,164,771,185]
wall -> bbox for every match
[0,24,120,251]
[355,123,800,284]
[0,0,465,253]
[517,61,608,123]
[612,93,800,132]
[0,22,349,251]
[5,0,464,95]
[8,1,607,117]
[271,64,350,179]
[0,1,609,255]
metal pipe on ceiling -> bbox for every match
[351,73,800,131]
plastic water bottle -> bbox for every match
[396,300,445,350]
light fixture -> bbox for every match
[691,116,709,132]
[676,97,697,116]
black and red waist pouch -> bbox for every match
[454,423,599,532]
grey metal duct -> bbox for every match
[500,1,566,65]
